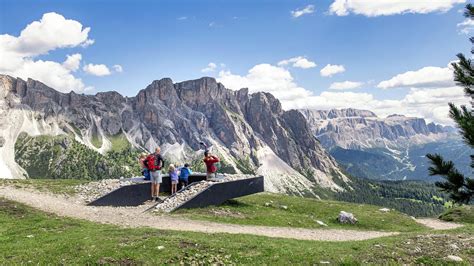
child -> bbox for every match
[138,153,150,181]
[179,163,192,188]
[168,164,179,194]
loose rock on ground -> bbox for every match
[154,174,255,212]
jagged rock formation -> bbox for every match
[0,74,348,194]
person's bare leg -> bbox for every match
[151,183,155,199]
[156,183,160,198]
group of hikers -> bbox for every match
[138,145,220,201]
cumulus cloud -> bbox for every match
[0,12,94,92]
[291,5,315,18]
[320,64,345,77]
[62,53,82,72]
[83,64,111,76]
[377,65,455,89]
[329,0,464,17]
[457,18,474,34]
[113,64,123,73]
[217,63,468,125]
[201,62,217,73]
[218,64,311,101]
[329,81,363,90]
[0,12,93,59]
[278,56,316,69]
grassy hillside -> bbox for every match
[172,193,426,232]
[439,205,474,224]
[14,133,141,180]
[1,198,473,264]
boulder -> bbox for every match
[446,255,463,262]
[337,211,357,224]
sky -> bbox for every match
[0,0,472,124]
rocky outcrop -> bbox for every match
[0,74,348,194]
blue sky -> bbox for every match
[0,0,471,123]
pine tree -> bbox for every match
[426,4,474,204]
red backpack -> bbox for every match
[145,154,160,171]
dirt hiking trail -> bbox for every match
[0,186,462,241]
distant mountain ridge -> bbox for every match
[301,108,454,150]
[0,74,348,195]
[301,108,467,181]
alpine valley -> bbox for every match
[301,109,469,182]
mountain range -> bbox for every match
[301,109,469,181]
[1,74,469,193]
[0,75,348,196]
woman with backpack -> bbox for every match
[203,151,220,180]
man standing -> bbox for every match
[146,147,165,201]
[203,151,220,180]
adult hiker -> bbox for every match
[203,151,220,180]
[146,147,165,201]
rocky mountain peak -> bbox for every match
[0,74,348,194]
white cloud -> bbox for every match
[113,64,123,73]
[329,81,363,90]
[320,64,345,77]
[217,63,469,125]
[291,5,315,18]
[278,56,316,69]
[10,57,89,93]
[177,16,188,20]
[0,12,93,58]
[329,0,465,17]
[287,86,468,125]
[457,18,474,34]
[81,39,95,47]
[62,53,82,72]
[83,64,111,76]
[218,64,311,101]
[377,65,455,89]
[0,12,94,92]
[201,62,217,73]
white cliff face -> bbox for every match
[0,75,350,195]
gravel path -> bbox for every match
[415,218,464,230]
[0,186,397,241]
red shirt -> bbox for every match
[203,156,219,173]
